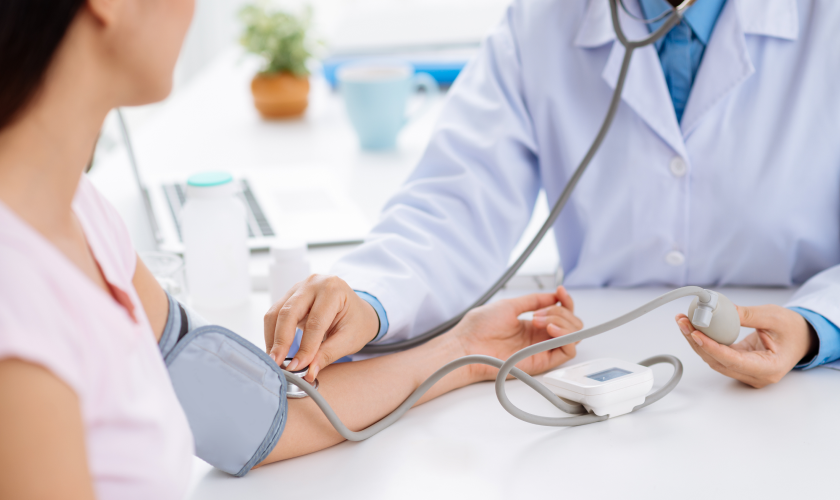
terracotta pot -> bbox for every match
[250,72,310,118]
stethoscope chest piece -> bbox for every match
[283,358,319,399]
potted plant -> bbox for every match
[239,3,313,118]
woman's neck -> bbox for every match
[0,21,112,238]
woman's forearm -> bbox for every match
[258,334,473,464]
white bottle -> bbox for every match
[268,241,311,304]
[182,172,250,308]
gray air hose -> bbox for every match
[359,0,685,355]
[283,287,712,441]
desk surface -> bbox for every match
[186,287,838,499]
[90,48,559,280]
[90,49,444,253]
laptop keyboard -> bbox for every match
[163,179,275,241]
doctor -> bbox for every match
[264,0,840,388]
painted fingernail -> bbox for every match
[690,332,703,346]
[287,358,300,371]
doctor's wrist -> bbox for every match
[354,295,381,344]
[353,291,388,343]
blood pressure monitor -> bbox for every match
[541,358,654,417]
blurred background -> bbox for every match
[91,0,560,318]
[182,0,509,78]
[96,0,509,143]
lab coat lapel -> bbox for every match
[596,3,688,159]
[679,0,754,137]
[680,0,798,137]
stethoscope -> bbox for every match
[359,0,698,355]
[285,0,731,436]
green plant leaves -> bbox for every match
[239,3,312,77]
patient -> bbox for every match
[0,1,582,499]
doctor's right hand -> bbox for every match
[675,304,815,388]
[264,275,380,382]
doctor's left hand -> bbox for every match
[675,305,816,388]
[453,286,584,381]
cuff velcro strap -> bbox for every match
[159,293,288,476]
[164,326,288,476]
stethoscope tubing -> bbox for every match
[272,1,695,445]
[619,0,698,25]
[360,0,686,355]
[271,0,696,448]
[285,287,704,440]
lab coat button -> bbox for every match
[669,157,687,177]
[665,250,685,266]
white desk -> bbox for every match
[88,50,838,499]
[90,49,441,251]
[90,48,559,284]
[186,287,839,499]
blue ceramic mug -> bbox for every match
[338,63,439,150]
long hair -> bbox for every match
[0,0,86,130]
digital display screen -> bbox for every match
[586,367,632,382]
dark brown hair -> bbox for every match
[0,0,86,129]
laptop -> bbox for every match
[149,171,373,253]
[118,112,373,253]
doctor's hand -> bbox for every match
[264,275,380,382]
[675,305,816,388]
[451,286,584,382]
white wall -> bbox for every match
[175,0,252,87]
[174,0,511,85]
[95,0,510,168]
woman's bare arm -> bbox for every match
[132,251,471,461]
[259,288,582,464]
[0,359,95,500]
[262,333,472,463]
[131,250,583,467]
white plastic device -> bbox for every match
[541,358,654,417]
[182,172,250,308]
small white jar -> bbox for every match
[268,241,311,304]
[182,171,250,308]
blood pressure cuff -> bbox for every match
[158,292,288,477]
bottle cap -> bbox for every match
[271,240,308,261]
[186,171,238,199]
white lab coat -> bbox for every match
[332,0,840,344]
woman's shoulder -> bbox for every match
[0,242,64,333]
[0,175,136,396]
[0,243,88,396]
[0,209,63,300]
[73,174,138,283]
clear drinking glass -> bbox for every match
[139,251,188,302]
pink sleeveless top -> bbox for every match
[0,176,193,500]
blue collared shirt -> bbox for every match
[790,308,840,369]
[639,0,726,122]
